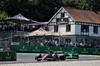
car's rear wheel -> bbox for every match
[37,59,41,61]
[35,57,41,61]
[35,54,42,61]
[76,55,79,59]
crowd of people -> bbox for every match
[35,39,98,48]
[0,24,40,32]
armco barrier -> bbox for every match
[0,51,16,61]
[10,45,100,55]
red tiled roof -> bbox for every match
[64,8,100,24]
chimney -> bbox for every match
[91,8,98,14]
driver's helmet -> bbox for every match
[49,50,53,54]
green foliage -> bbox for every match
[0,10,8,19]
[0,0,100,22]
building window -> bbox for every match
[61,13,64,18]
[66,39,71,44]
[54,25,58,32]
[94,26,98,34]
[63,18,69,22]
[56,18,61,22]
[81,25,89,32]
[66,25,71,32]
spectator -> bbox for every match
[14,24,18,31]
[32,25,35,31]
[74,43,77,47]
[40,42,44,46]
[20,25,24,31]
[29,25,32,31]
[11,24,14,31]
[8,24,11,31]
[3,24,7,31]
[80,43,83,47]
[55,40,58,47]
[24,25,27,31]
[65,42,68,47]
[47,41,51,46]
[60,41,64,47]
[0,48,3,52]
[8,47,11,51]
[80,42,84,47]
[89,43,91,48]
[69,41,73,47]
[0,24,2,31]
[52,39,56,46]
[26,24,29,31]
[42,26,45,30]
[45,40,48,46]
[84,43,86,47]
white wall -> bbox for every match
[71,25,75,34]
[59,25,75,35]
[59,25,66,34]
[56,14,60,18]
[75,25,81,35]
[89,26,93,36]
[98,27,100,36]
[48,26,54,32]
[52,19,56,22]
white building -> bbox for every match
[47,7,100,45]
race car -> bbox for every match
[35,51,60,61]
[35,51,79,61]
[64,51,79,59]
[55,51,79,59]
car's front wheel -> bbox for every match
[53,55,58,61]
[59,55,65,60]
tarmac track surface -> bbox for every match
[0,53,100,64]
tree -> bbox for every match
[0,0,100,22]
[0,10,8,19]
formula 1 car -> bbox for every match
[35,51,59,61]
[64,51,79,59]
[35,51,79,61]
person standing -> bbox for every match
[55,40,58,47]
[0,24,2,31]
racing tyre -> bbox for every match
[37,59,41,61]
[76,55,79,59]
[35,57,41,61]
[59,56,65,60]
[35,54,42,61]
[53,55,58,61]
